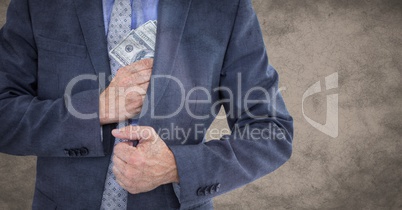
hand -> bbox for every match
[99,59,153,125]
[111,126,179,194]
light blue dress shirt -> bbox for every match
[102,0,159,35]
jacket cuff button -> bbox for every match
[80,147,89,156]
[197,187,205,196]
[64,149,71,156]
[215,183,221,192]
[65,149,75,157]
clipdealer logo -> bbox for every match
[63,71,340,139]
[302,72,339,138]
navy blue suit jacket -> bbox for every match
[0,0,293,209]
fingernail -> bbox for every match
[112,129,120,135]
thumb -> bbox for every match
[112,126,140,140]
[112,126,156,141]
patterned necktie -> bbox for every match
[100,0,131,209]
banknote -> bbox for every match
[109,20,157,66]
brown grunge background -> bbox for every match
[0,0,401,209]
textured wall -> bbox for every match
[0,0,401,209]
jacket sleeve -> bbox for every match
[168,0,293,208]
[0,0,112,157]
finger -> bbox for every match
[136,69,152,79]
[113,126,140,140]
[114,142,137,163]
[112,162,126,189]
[126,94,146,105]
[112,126,156,141]
[125,100,143,114]
[115,177,126,189]
[131,71,152,85]
[128,58,154,72]
[112,158,124,179]
[125,141,135,147]
[130,92,148,110]
[112,154,131,182]
[125,85,148,99]
[137,82,149,92]
[129,65,153,74]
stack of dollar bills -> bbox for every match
[109,20,157,67]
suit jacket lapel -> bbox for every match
[73,0,111,89]
[139,0,193,125]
